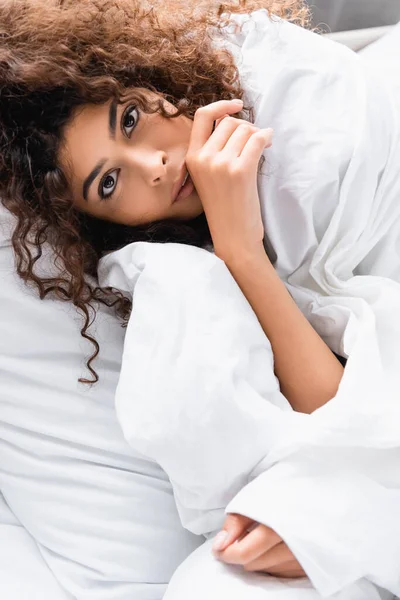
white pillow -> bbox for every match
[0,205,203,600]
[0,493,74,600]
[359,21,400,102]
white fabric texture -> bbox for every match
[98,11,400,600]
[0,204,203,600]
[163,539,391,600]
[360,20,400,99]
[0,492,74,600]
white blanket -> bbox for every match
[0,494,74,600]
[98,11,400,600]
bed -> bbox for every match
[0,21,398,600]
[326,24,394,50]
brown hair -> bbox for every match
[0,0,310,384]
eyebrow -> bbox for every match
[82,99,118,202]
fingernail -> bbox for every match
[264,128,274,147]
[232,99,243,105]
[212,531,229,552]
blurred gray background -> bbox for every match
[308,0,400,31]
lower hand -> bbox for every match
[212,513,307,579]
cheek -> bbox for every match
[112,189,163,225]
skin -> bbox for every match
[59,87,204,224]
[60,91,307,579]
[213,514,306,578]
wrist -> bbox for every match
[222,243,272,273]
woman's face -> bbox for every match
[59,88,203,225]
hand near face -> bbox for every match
[185,99,273,266]
[212,513,307,579]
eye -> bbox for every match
[122,104,139,137]
[98,105,139,201]
[99,168,120,200]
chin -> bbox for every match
[173,194,204,220]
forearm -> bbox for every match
[226,248,344,414]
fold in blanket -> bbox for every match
[98,11,400,599]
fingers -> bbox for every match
[225,125,273,159]
[203,116,273,162]
[205,118,259,155]
[189,99,243,153]
[214,114,229,129]
[212,514,255,553]
[212,515,306,580]
[243,541,293,571]
[240,128,273,163]
[261,560,306,579]
[215,523,281,565]
[214,524,306,579]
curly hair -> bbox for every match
[0,0,310,384]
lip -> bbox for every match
[172,164,190,203]
[174,173,194,203]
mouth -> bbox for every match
[172,165,193,203]
[173,170,194,203]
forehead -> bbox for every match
[63,101,110,151]
[60,89,156,167]
[59,101,112,194]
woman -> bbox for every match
[0,0,340,394]
[0,1,399,598]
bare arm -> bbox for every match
[225,247,344,414]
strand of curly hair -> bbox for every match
[0,0,310,384]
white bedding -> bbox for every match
[98,11,400,600]
[2,10,400,600]
[0,493,74,600]
[0,211,203,600]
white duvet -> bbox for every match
[98,11,400,600]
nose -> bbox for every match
[125,148,168,184]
